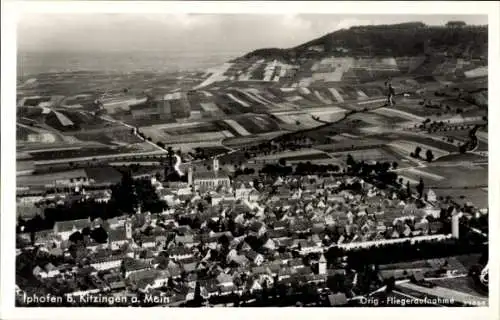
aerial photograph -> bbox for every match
[14,12,489,308]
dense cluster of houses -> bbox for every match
[17,160,482,306]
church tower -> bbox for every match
[125,218,133,239]
[319,253,327,275]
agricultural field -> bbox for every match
[428,277,487,299]
[424,164,488,188]
[25,142,156,161]
[388,140,450,159]
[328,147,403,165]
[222,131,286,149]
[17,169,89,187]
[73,127,144,146]
[272,112,324,130]
[315,136,387,153]
[350,112,410,127]
[253,148,328,162]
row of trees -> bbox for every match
[410,146,434,162]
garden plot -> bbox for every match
[246,88,277,105]
[314,90,332,104]
[285,96,304,102]
[328,88,345,103]
[226,93,251,108]
[223,119,251,136]
[200,102,223,114]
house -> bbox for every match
[245,250,264,266]
[267,228,288,240]
[103,273,126,291]
[107,215,128,229]
[248,220,267,237]
[179,257,200,274]
[90,253,125,271]
[288,258,304,269]
[249,190,260,202]
[429,221,443,234]
[291,220,312,234]
[107,227,130,250]
[245,277,262,293]
[43,263,60,278]
[262,238,276,251]
[328,293,348,306]
[228,254,249,267]
[121,258,152,278]
[216,272,234,287]
[175,234,195,247]
[167,246,193,260]
[53,218,91,241]
[138,235,157,249]
[297,240,322,255]
[234,182,255,200]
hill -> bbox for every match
[243,22,488,61]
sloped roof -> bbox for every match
[328,293,348,306]
[108,227,128,242]
[54,218,90,233]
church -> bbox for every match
[188,157,231,192]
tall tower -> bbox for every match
[125,218,133,239]
[318,253,327,275]
[213,157,219,173]
[452,214,460,239]
[188,166,193,186]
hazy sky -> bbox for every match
[18,14,488,54]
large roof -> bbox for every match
[54,218,90,233]
[194,170,229,180]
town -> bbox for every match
[15,151,488,307]
[14,18,489,308]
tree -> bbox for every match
[392,162,398,170]
[193,281,202,307]
[69,231,84,244]
[416,178,424,199]
[91,227,108,243]
[278,158,287,166]
[156,141,165,149]
[425,150,434,162]
[346,154,356,167]
[406,181,411,198]
[414,146,422,158]
[459,144,467,154]
[385,276,396,294]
